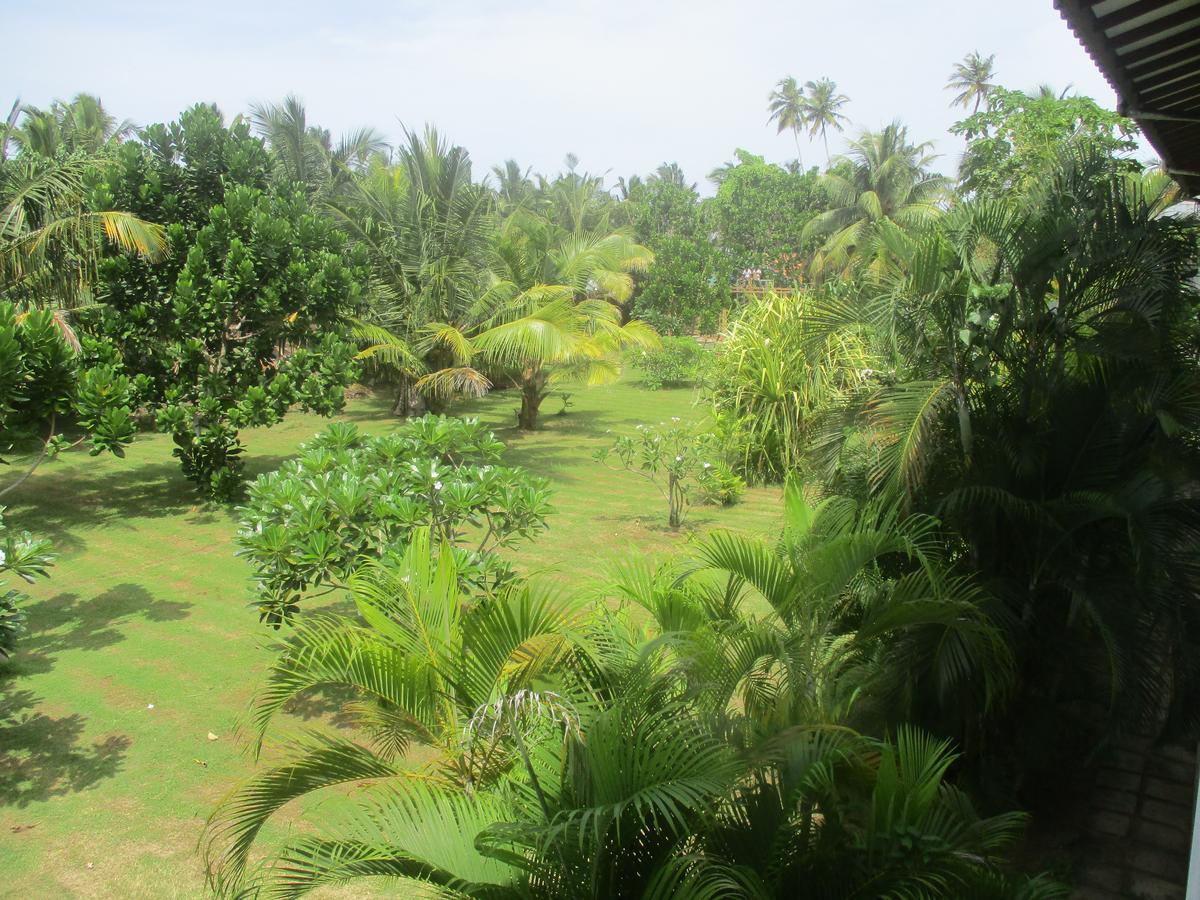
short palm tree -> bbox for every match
[802,77,850,166]
[420,215,658,429]
[802,121,947,280]
[767,76,807,166]
[947,52,997,113]
[618,480,1014,741]
[203,528,581,893]
[206,530,1044,897]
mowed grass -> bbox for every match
[0,375,781,898]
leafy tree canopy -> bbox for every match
[85,104,369,497]
[951,85,1139,198]
[706,150,826,277]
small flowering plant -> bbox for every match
[236,416,553,626]
[594,418,733,528]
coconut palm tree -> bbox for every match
[490,158,538,213]
[10,94,135,158]
[420,216,657,429]
[802,78,850,166]
[250,94,388,197]
[947,52,997,113]
[326,127,495,413]
[802,122,947,280]
[0,99,21,162]
[0,153,166,309]
[767,76,807,166]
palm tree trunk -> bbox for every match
[822,131,831,169]
[517,369,547,430]
[793,128,804,170]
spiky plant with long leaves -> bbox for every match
[708,290,875,483]
[203,527,582,894]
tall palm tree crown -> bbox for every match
[802,78,850,166]
[767,76,807,165]
[803,121,946,280]
[946,52,996,113]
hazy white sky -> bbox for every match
[3,0,1137,189]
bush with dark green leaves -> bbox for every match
[236,416,553,626]
[86,104,368,498]
[630,336,706,390]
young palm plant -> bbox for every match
[616,480,1014,745]
[203,529,581,894]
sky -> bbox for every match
[3,0,1140,192]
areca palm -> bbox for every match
[947,52,997,113]
[619,481,1013,742]
[802,78,850,166]
[207,522,1044,898]
[819,148,1200,780]
[767,76,807,166]
[802,122,947,281]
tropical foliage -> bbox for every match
[0,509,54,657]
[86,104,368,497]
[594,419,738,527]
[803,122,946,280]
[236,416,552,625]
[709,290,873,482]
[951,85,1138,198]
[204,487,1053,898]
[3,44,1192,899]
[630,335,707,389]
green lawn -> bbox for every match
[0,377,781,898]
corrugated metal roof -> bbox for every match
[1056,0,1200,193]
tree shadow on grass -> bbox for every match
[14,584,192,676]
[0,687,130,808]
[282,684,359,728]
[3,455,292,552]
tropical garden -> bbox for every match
[0,49,1197,898]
